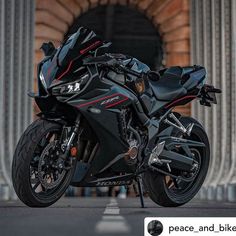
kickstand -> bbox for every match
[137,176,145,208]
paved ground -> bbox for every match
[0,197,236,236]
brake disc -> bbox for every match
[38,141,66,189]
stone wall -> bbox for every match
[0,0,35,200]
[191,0,236,202]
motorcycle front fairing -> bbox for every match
[38,29,103,92]
[33,28,104,116]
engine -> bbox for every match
[118,109,141,165]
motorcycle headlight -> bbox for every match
[52,73,89,95]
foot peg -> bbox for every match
[148,141,172,172]
[164,113,194,136]
[148,141,165,165]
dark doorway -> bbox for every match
[66,5,163,70]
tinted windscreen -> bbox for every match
[58,33,79,66]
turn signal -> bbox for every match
[135,80,145,94]
[70,147,77,157]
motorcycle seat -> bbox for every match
[149,67,187,101]
[149,66,204,101]
[149,77,187,101]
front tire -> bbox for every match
[143,117,210,207]
[12,119,75,207]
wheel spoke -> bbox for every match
[173,178,181,189]
[53,171,58,181]
[32,181,41,191]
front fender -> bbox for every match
[36,112,67,125]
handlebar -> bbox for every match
[83,53,144,79]
[114,64,143,78]
[103,56,143,78]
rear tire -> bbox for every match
[143,117,210,207]
[12,119,75,207]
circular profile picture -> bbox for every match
[147,220,163,236]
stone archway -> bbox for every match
[66,5,164,70]
[35,0,190,114]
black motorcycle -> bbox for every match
[12,27,221,207]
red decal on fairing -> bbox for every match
[165,95,197,109]
[56,61,73,80]
[105,97,129,108]
[77,93,128,109]
[80,41,102,54]
[56,41,101,80]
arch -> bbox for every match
[34,0,190,115]
[67,5,163,70]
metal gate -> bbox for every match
[190,0,236,201]
[0,0,35,199]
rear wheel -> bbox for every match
[12,119,76,207]
[143,117,210,207]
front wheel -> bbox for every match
[143,117,210,207]
[12,119,76,207]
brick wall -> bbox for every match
[35,0,190,115]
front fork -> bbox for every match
[60,115,81,167]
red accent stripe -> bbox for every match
[105,97,129,109]
[56,60,73,80]
[80,41,101,54]
[165,95,197,109]
[55,41,101,80]
[77,93,122,108]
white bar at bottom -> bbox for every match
[145,217,236,236]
